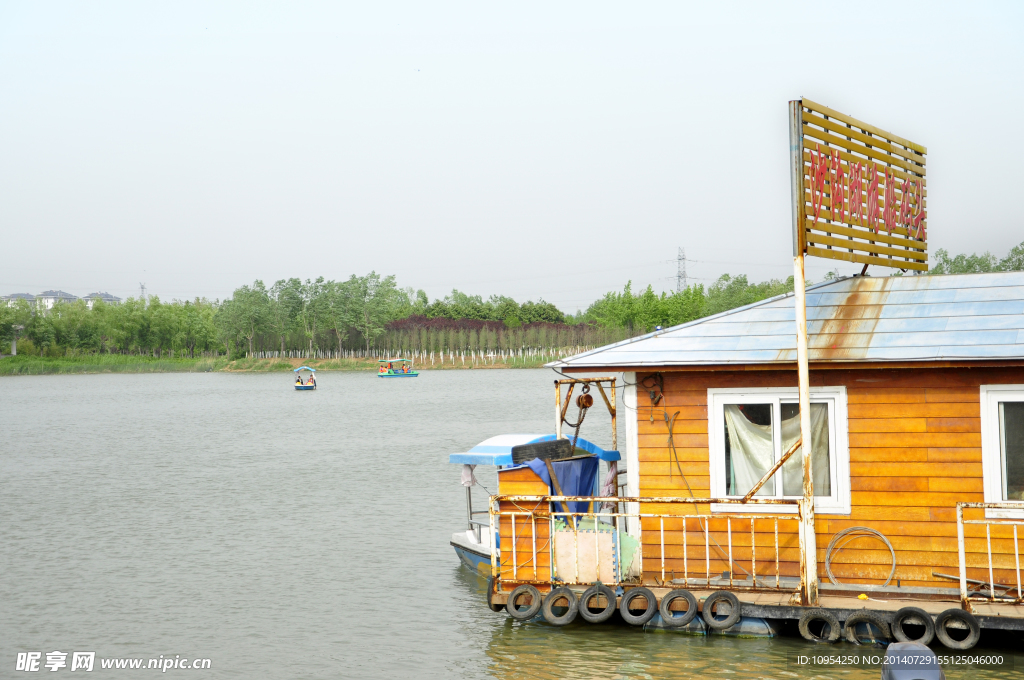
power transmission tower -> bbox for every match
[676,248,687,292]
[139,282,147,305]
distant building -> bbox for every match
[2,293,35,307]
[35,290,79,310]
[84,292,122,309]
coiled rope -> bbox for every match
[825,526,896,587]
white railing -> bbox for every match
[489,495,803,591]
[956,502,1024,605]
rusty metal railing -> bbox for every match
[489,495,803,591]
[956,502,1024,607]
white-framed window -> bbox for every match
[980,386,1024,519]
[707,387,851,515]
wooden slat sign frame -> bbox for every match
[790,98,927,271]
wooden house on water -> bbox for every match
[486,271,1024,649]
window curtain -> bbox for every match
[780,404,830,496]
[724,405,775,496]
[724,403,829,498]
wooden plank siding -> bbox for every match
[633,367,1024,588]
[496,466,551,585]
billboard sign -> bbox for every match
[789,99,927,271]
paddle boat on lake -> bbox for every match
[294,366,316,390]
[377,358,418,378]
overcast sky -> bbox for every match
[1,2,1021,312]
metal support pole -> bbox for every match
[610,378,617,451]
[790,98,818,606]
[794,254,818,605]
[555,381,562,440]
[957,503,969,608]
[467,485,480,541]
[489,498,499,584]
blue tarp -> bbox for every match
[526,456,599,514]
[448,434,620,466]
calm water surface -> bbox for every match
[2,370,1019,678]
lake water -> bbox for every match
[2,370,1019,678]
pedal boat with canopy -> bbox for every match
[293,366,316,390]
[377,358,419,377]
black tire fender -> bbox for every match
[798,609,841,643]
[843,611,890,644]
[541,587,579,626]
[507,584,542,621]
[619,587,658,626]
[659,589,699,628]
[702,591,742,630]
[934,608,981,650]
[891,606,935,646]
[578,583,617,624]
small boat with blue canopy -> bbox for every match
[448,433,622,576]
[293,366,316,390]
[377,358,418,378]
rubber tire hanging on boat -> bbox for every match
[506,585,542,621]
[891,606,935,646]
[541,587,579,626]
[658,589,699,628]
[619,587,658,626]
[701,591,741,630]
[578,583,617,624]
[798,609,841,643]
[934,609,981,650]
[842,612,890,645]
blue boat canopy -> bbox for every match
[293,366,316,372]
[448,434,620,466]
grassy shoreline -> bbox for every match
[0,354,552,376]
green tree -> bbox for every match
[928,248,999,275]
[89,299,117,353]
[704,274,793,317]
[176,299,218,357]
[268,278,304,353]
[519,299,565,324]
[106,297,149,353]
[999,241,1024,272]
[322,279,356,351]
[297,277,327,355]
[148,297,182,357]
[0,299,33,355]
[230,281,271,355]
[353,272,398,351]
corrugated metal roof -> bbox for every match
[550,271,1024,370]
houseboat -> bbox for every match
[480,272,1024,648]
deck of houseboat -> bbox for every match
[485,489,1024,644]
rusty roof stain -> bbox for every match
[551,272,1024,369]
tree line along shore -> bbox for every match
[0,353,559,377]
[2,241,1020,376]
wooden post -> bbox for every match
[790,98,818,606]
